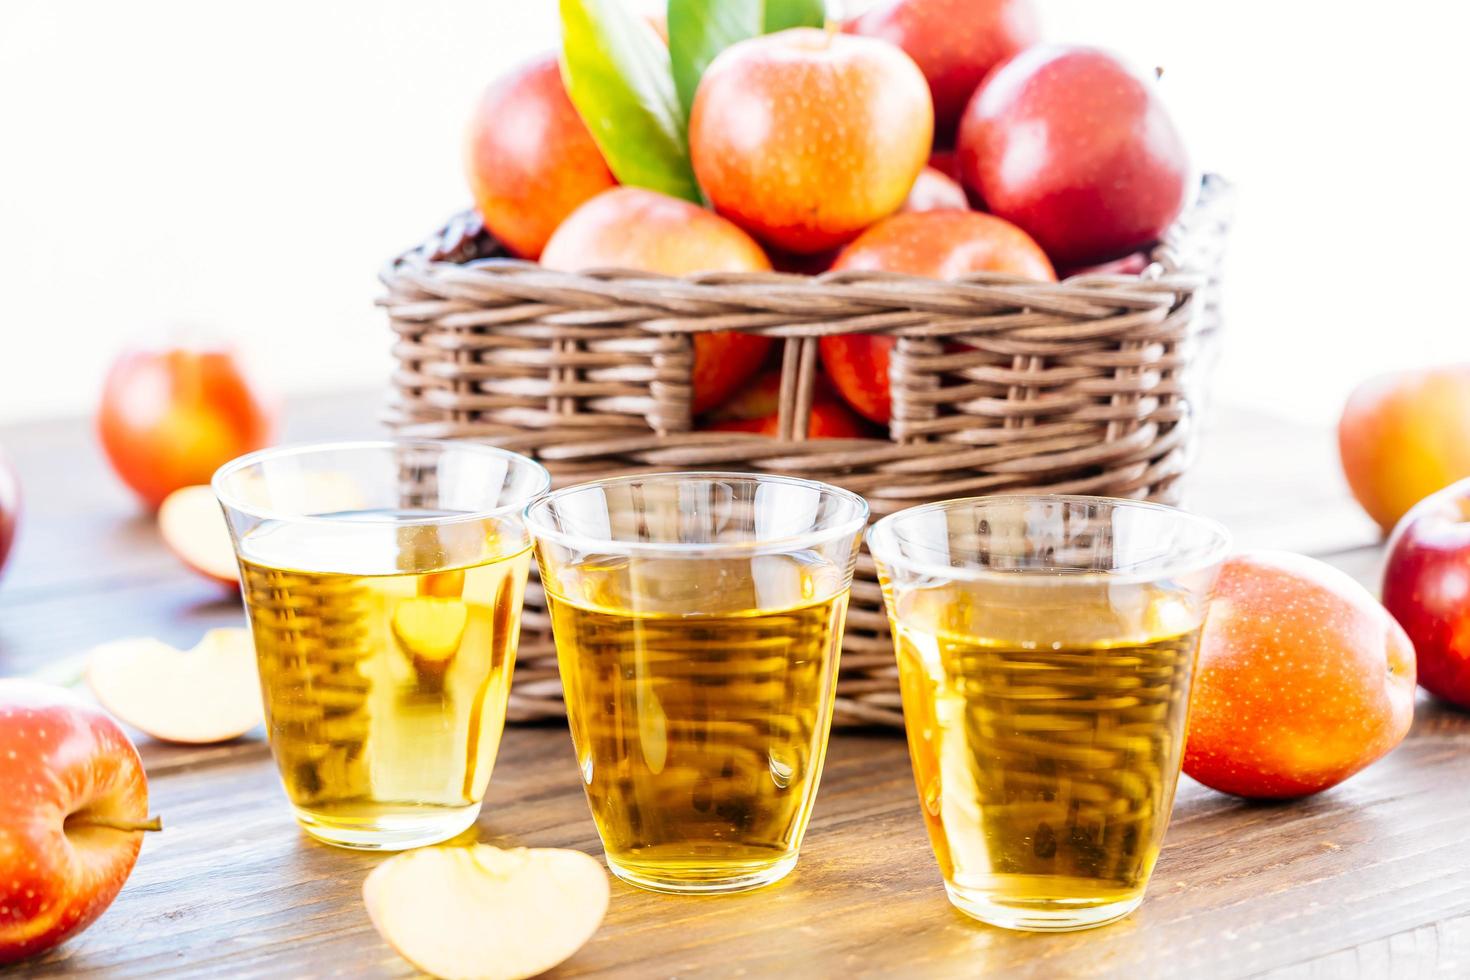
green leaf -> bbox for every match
[560,0,701,202]
[668,0,762,119]
[763,0,826,32]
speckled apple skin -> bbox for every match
[1383,478,1470,708]
[957,44,1190,268]
[540,187,774,415]
[689,29,933,255]
[0,681,148,964]
[847,0,1040,142]
[818,210,1054,425]
[1183,552,1416,799]
[464,53,616,260]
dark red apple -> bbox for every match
[848,0,1040,143]
[0,681,158,964]
[1384,477,1470,707]
[957,45,1191,267]
[0,447,17,581]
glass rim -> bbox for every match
[523,470,871,557]
[865,493,1232,586]
[211,439,552,529]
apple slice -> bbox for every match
[363,844,609,980]
[86,629,264,744]
[158,485,238,586]
[392,596,469,678]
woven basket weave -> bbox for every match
[380,175,1232,728]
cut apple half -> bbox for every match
[363,844,609,980]
[86,629,264,744]
[158,485,238,586]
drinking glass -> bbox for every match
[527,472,868,894]
[213,440,549,850]
[868,495,1229,931]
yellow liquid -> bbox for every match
[544,554,848,892]
[238,511,529,849]
[890,582,1201,930]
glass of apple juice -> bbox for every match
[213,440,549,850]
[526,472,868,894]
[868,495,1230,931]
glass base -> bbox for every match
[293,801,482,851]
[607,851,799,895]
[945,881,1144,932]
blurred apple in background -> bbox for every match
[465,53,617,260]
[703,370,869,439]
[0,447,18,581]
[1339,365,1470,534]
[958,44,1190,267]
[96,346,275,510]
[848,0,1040,145]
[541,187,773,415]
[1383,477,1470,708]
[1183,552,1416,799]
[819,210,1055,425]
[0,680,157,964]
[689,29,933,254]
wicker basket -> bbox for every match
[380,175,1232,728]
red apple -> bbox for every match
[703,370,870,439]
[927,149,962,183]
[541,187,775,415]
[1339,365,1470,533]
[464,53,617,259]
[0,680,158,964]
[689,29,933,254]
[0,447,18,581]
[1383,477,1470,708]
[958,45,1191,267]
[97,346,276,510]
[1183,552,1416,799]
[848,0,1040,143]
[901,166,969,213]
[819,210,1055,424]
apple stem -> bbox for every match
[68,814,163,834]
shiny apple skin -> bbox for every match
[0,681,150,964]
[1384,477,1470,708]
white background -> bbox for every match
[2,1,1465,425]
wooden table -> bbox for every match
[4,392,1465,979]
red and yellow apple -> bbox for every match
[848,0,1040,142]
[464,53,617,260]
[703,370,869,439]
[958,44,1191,267]
[819,210,1055,424]
[901,166,969,213]
[0,447,17,581]
[541,187,774,415]
[690,28,933,254]
[1183,552,1416,799]
[97,347,275,510]
[1339,365,1470,533]
[0,680,158,965]
[1383,477,1470,708]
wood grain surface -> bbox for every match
[5,391,1462,980]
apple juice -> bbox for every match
[544,553,847,893]
[888,580,1201,928]
[237,510,529,849]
